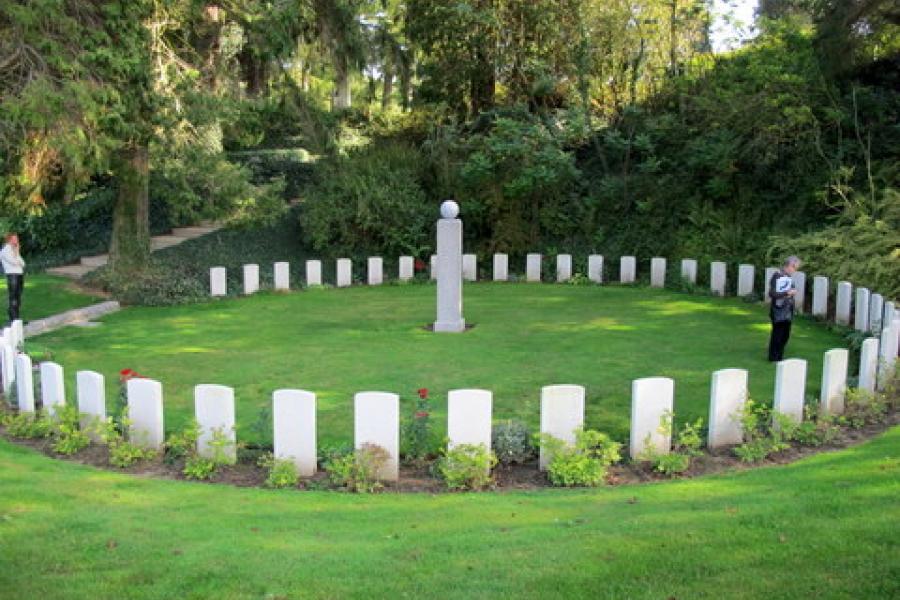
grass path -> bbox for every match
[0,428,897,599]
[29,283,845,445]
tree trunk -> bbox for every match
[382,61,393,110]
[109,143,151,273]
[334,57,352,110]
[399,59,412,111]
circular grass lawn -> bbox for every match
[31,283,846,446]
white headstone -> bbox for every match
[820,349,849,415]
[367,257,383,286]
[305,260,322,286]
[650,258,666,288]
[14,353,35,413]
[76,370,106,437]
[526,254,542,282]
[737,264,755,296]
[447,389,492,453]
[0,339,14,395]
[773,359,807,423]
[854,287,870,332]
[273,262,290,291]
[430,255,437,280]
[630,377,674,459]
[708,368,748,448]
[210,267,227,297]
[763,267,778,303]
[354,391,399,481]
[12,320,23,350]
[710,261,727,296]
[492,254,508,282]
[194,384,236,463]
[869,293,883,333]
[336,258,352,287]
[588,255,603,283]
[127,378,164,450]
[812,276,828,317]
[273,389,317,477]
[462,254,477,282]
[884,301,896,329]
[556,255,573,282]
[877,321,899,391]
[620,256,636,284]
[539,385,585,470]
[243,264,259,295]
[434,212,465,333]
[858,337,879,394]
[398,256,414,282]
[792,271,806,313]
[681,259,697,284]
[835,281,852,325]
[39,361,65,417]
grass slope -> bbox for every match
[0,428,898,599]
[29,284,844,445]
[0,274,100,324]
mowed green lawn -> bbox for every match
[29,283,845,446]
[0,273,100,323]
[1,428,898,599]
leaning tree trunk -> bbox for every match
[109,143,151,273]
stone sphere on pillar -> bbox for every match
[440,200,460,219]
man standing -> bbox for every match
[1,233,26,325]
[768,256,800,362]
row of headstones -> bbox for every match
[208,257,896,333]
[6,336,897,481]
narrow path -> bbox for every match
[23,301,121,338]
[46,223,220,280]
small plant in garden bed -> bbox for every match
[733,400,795,463]
[401,387,435,463]
[258,453,300,489]
[541,429,621,487]
[639,413,704,476]
[50,405,90,456]
[437,444,497,491]
[2,411,52,439]
[182,427,236,480]
[492,419,535,465]
[843,388,890,429]
[325,443,389,493]
[95,417,157,468]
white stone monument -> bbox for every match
[869,293,883,333]
[274,262,290,291]
[630,377,674,459]
[792,271,806,313]
[336,258,352,287]
[884,301,896,328]
[40,361,66,417]
[650,258,666,288]
[835,281,852,325]
[127,378,164,450]
[737,264,755,296]
[210,267,227,297]
[539,385,584,470]
[434,201,466,333]
[854,287,870,332]
[354,391,399,481]
[447,389,492,453]
[243,264,259,295]
[398,256,414,282]
[367,257,383,286]
[620,256,636,283]
[195,384,236,463]
[812,276,828,317]
[773,359,806,423]
[820,349,848,415]
[588,255,603,283]
[76,370,106,437]
[681,259,697,284]
[710,261,727,296]
[858,337,879,394]
[877,321,899,391]
[273,389,317,476]
[305,259,322,286]
[462,254,477,282]
[0,338,14,395]
[556,255,573,282]
[12,320,23,349]
[493,253,508,282]
[708,368,748,448]
[526,254,542,282]
[14,353,34,413]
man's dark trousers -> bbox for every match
[768,319,791,362]
[6,274,23,324]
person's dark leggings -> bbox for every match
[768,319,792,362]
[6,274,23,324]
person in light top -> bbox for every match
[768,255,800,362]
[1,233,25,325]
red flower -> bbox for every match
[414,258,426,272]
[417,388,428,399]
[415,411,429,419]
[120,368,134,377]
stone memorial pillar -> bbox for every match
[710,261,727,296]
[858,338,879,394]
[336,258,352,287]
[77,370,106,438]
[650,258,666,288]
[306,260,322,286]
[620,256,636,283]
[539,385,585,470]
[354,392,399,481]
[708,368,748,448]
[398,256,414,282]
[556,255,573,282]
[367,257,384,286]
[210,267,227,297]
[127,378,164,450]
[493,254,508,282]
[835,281,852,325]
[14,353,35,413]
[680,259,697,284]
[737,264,755,296]
[820,349,849,415]
[434,201,466,333]
[274,262,290,291]
[195,384,237,463]
[630,377,674,459]
[526,254,542,282]
[773,359,806,423]
[588,255,604,283]
[273,389,317,476]
[812,276,828,317]
[854,287,870,332]
[40,361,66,417]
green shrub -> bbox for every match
[324,444,389,493]
[93,417,156,468]
[843,387,889,429]
[85,262,208,307]
[401,389,434,462]
[733,400,794,463]
[50,405,90,455]
[491,420,535,465]
[438,444,497,491]
[3,411,52,439]
[639,414,704,476]
[183,455,219,480]
[541,429,621,487]
[164,421,201,465]
[258,453,300,489]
